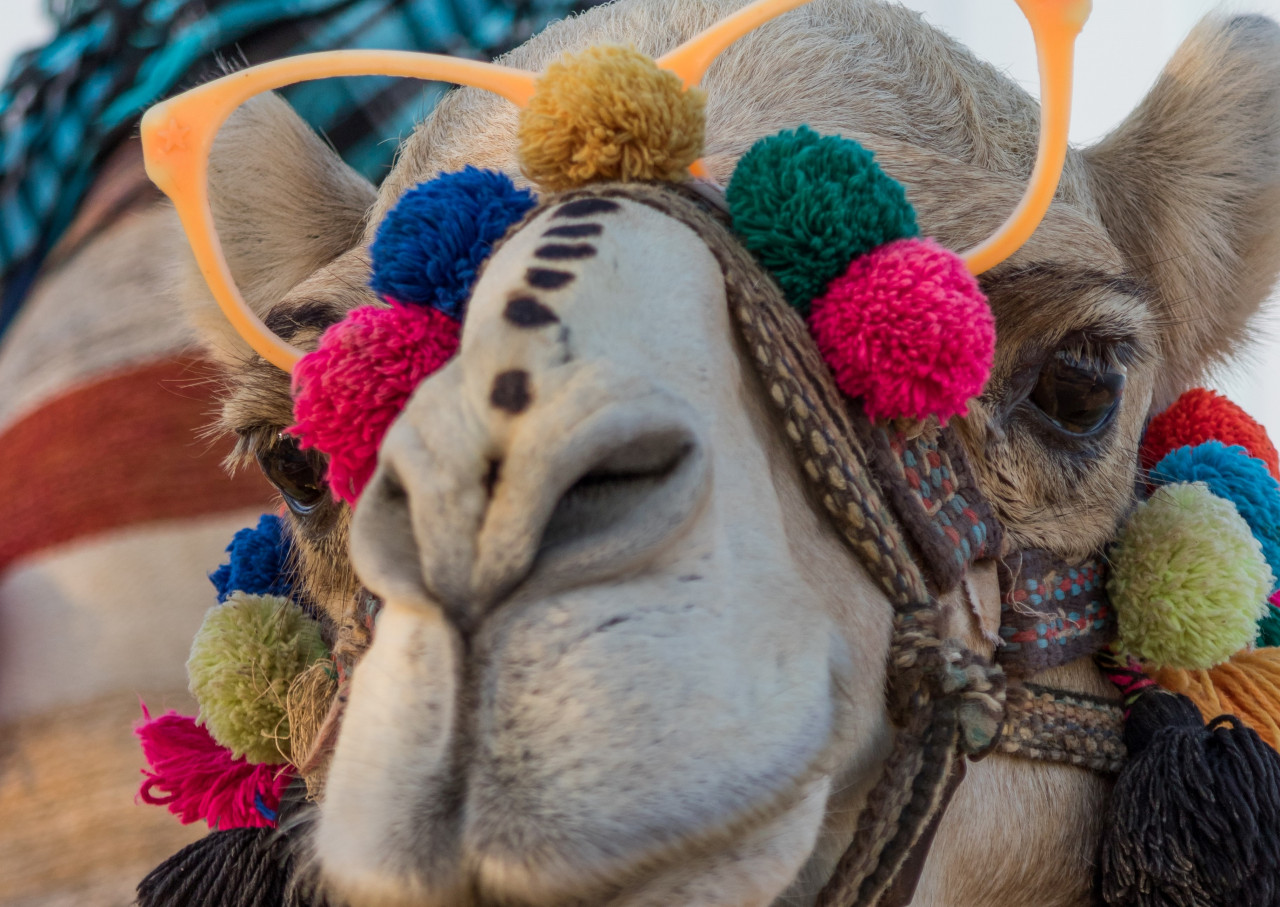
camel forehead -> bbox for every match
[466,197,728,356]
[380,0,1056,222]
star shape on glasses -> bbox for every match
[155,117,191,154]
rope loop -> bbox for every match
[889,608,1007,758]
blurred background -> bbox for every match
[1,1,1279,905]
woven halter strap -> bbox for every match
[516,181,1126,907]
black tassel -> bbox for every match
[137,827,301,907]
[1100,690,1280,906]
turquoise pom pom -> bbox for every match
[726,126,918,313]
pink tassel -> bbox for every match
[136,706,293,828]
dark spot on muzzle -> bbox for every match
[504,295,560,327]
[491,370,533,414]
[535,243,597,260]
[526,268,575,290]
[553,198,621,218]
[543,223,603,239]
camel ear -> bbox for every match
[1084,14,1280,407]
[199,91,376,326]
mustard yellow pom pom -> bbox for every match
[188,592,329,764]
[1109,482,1273,670]
[518,45,705,191]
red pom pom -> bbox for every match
[290,304,460,503]
[136,707,291,828]
[1141,388,1279,481]
[808,237,994,423]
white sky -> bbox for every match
[1,0,1278,431]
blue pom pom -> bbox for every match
[369,167,537,320]
[209,513,295,603]
[1152,441,1280,589]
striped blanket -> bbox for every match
[0,2,594,901]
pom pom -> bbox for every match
[1108,482,1273,670]
[209,513,294,604]
[370,167,536,320]
[1264,592,1280,648]
[726,126,919,312]
[137,828,295,907]
[1100,690,1280,907]
[1152,441,1280,588]
[290,304,460,503]
[136,707,292,828]
[1142,387,1279,481]
[519,45,705,191]
[187,593,329,764]
[808,237,994,423]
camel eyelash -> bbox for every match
[1055,334,1139,372]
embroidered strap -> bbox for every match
[999,683,1127,774]
[815,692,966,907]
[997,550,1115,678]
[864,417,1004,596]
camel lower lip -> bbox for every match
[317,576,841,906]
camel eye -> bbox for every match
[257,436,328,514]
[1029,349,1126,436]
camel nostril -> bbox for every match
[381,467,408,505]
[538,429,696,556]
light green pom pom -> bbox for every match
[1109,481,1274,670]
[188,592,328,764]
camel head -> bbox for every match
[178,2,1280,904]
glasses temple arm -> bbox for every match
[658,0,817,88]
[960,0,1092,275]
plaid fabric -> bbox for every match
[0,0,599,344]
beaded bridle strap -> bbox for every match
[559,182,1125,906]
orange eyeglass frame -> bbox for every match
[141,0,1092,374]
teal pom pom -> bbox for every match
[1258,604,1280,648]
[726,126,918,313]
[1152,441,1280,592]
[1109,482,1273,670]
[188,593,329,764]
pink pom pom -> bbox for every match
[136,706,292,828]
[1272,590,1280,609]
[809,237,995,423]
[290,304,460,503]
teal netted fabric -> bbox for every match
[0,0,597,342]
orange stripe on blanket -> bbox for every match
[1,355,274,574]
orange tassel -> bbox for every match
[1147,648,1280,750]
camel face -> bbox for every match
[314,194,891,906]
[189,2,1280,904]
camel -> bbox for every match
[170,0,1280,904]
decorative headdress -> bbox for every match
[134,0,1092,875]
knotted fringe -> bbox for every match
[137,827,306,907]
[1100,691,1280,906]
